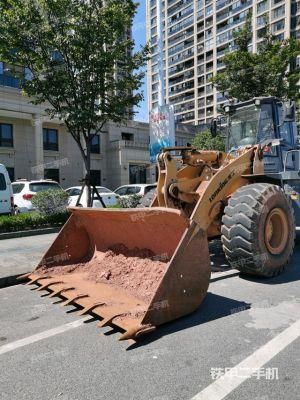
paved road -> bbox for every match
[0,233,57,280]
[0,243,299,400]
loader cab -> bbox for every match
[224,97,298,173]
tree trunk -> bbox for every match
[85,137,92,207]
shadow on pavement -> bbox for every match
[239,260,300,285]
[239,243,300,285]
[126,293,251,350]
[209,239,231,272]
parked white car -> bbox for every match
[114,184,157,197]
[66,186,120,208]
[12,179,63,213]
[0,164,14,215]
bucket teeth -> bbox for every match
[78,302,106,316]
[48,287,75,298]
[119,324,156,341]
[97,314,123,328]
[27,276,51,286]
[36,281,64,292]
[61,294,89,307]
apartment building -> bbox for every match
[0,77,196,189]
[147,0,300,126]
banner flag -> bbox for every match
[149,105,175,163]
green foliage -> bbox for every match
[118,194,141,208]
[0,212,70,233]
[212,14,300,102]
[192,129,225,152]
[106,203,122,209]
[31,189,69,215]
[0,0,150,201]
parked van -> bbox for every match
[0,164,14,215]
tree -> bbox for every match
[211,13,300,102]
[192,129,225,152]
[0,0,149,205]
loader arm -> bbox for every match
[135,146,261,337]
[191,146,258,230]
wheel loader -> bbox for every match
[23,96,299,341]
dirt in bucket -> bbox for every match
[38,244,169,302]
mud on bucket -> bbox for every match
[27,207,211,340]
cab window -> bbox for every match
[280,122,293,145]
[257,104,275,142]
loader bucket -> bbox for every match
[26,207,211,341]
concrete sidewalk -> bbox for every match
[0,233,57,287]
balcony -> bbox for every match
[217,0,252,23]
[168,15,194,36]
[109,140,148,150]
[174,100,195,113]
[169,48,194,66]
[176,111,195,122]
[169,59,194,76]
[216,0,232,10]
[168,0,193,16]
[169,91,195,104]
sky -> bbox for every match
[133,1,148,122]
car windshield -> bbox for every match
[12,183,25,194]
[29,182,61,192]
[228,105,260,150]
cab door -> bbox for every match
[279,121,296,171]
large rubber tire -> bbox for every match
[221,183,295,277]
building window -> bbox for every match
[0,62,21,88]
[122,132,134,141]
[90,170,101,186]
[6,167,14,182]
[272,5,285,20]
[43,128,58,151]
[91,135,100,154]
[257,0,268,14]
[0,124,13,147]
[272,19,285,33]
[44,168,60,183]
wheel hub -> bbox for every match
[264,208,289,255]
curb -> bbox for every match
[0,226,61,240]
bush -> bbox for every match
[0,211,70,233]
[31,189,69,215]
[118,194,141,208]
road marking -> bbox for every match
[191,318,300,400]
[0,318,87,355]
